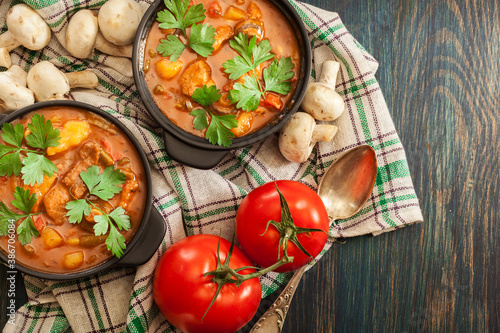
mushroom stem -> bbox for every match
[318,60,340,86]
[312,124,338,143]
[94,32,133,58]
[0,49,12,68]
[0,31,21,51]
[65,71,99,89]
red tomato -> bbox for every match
[236,180,329,272]
[153,234,262,333]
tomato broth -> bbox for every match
[0,106,147,273]
[143,0,301,139]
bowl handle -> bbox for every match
[117,206,166,266]
[163,131,228,169]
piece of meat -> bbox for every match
[179,60,216,96]
[118,169,139,210]
[43,183,72,225]
[62,142,100,199]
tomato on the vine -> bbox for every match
[153,234,262,333]
[236,180,329,272]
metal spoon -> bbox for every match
[250,145,378,332]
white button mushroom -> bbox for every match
[27,61,99,102]
[300,60,345,121]
[66,10,99,59]
[0,65,35,113]
[6,4,51,51]
[279,112,338,163]
[97,0,142,46]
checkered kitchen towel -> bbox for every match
[1,0,423,332]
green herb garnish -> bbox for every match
[190,85,238,147]
[222,33,295,111]
[156,0,215,61]
[65,165,131,258]
[0,187,41,245]
[0,113,60,186]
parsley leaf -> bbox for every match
[80,165,126,201]
[64,165,131,258]
[66,199,91,224]
[156,0,214,59]
[17,216,39,245]
[189,23,215,58]
[0,113,59,183]
[12,186,37,213]
[206,114,238,147]
[106,225,127,258]
[0,187,41,245]
[223,34,273,80]
[190,85,238,147]
[191,109,210,130]
[1,123,24,147]
[26,113,61,149]
[192,84,221,106]
[229,76,262,112]
[157,35,186,61]
[21,153,58,186]
[158,0,206,32]
[263,58,294,95]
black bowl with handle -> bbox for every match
[0,100,166,281]
[133,0,312,169]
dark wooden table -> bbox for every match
[2,0,499,332]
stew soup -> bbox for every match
[143,0,301,140]
[0,106,147,273]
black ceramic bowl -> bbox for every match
[0,100,166,281]
[133,0,312,169]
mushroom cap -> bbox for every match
[27,61,70,102]
[279,112,315,163]
[301,83,345,121]
[98,0,142,46]
[66,9,98,59]
[6,4,51,50]
[0,72,35,113]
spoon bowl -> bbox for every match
[318,145,378,220]
[250,145,378,332]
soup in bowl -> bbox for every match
[0,101,165,280]
[133,0,311,168]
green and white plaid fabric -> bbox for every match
[1,0,423,332]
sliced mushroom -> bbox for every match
[301,60,345,121]
[98,0,142,46]
[279,112,338,163]
[235,19,265,42]
[27,61,99,102]
[6,4,51,51]
[66,10,98,59]
[0,65,35,113]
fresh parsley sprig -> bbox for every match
[222,33,295,111]
[190,85,238,147]
[65,165,131,258]
[156,0,215,61]
[0,113,60,186]
[0,187,42,245]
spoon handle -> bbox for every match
[250,265,307,333]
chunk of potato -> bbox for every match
[231,112,254,137]
[23,175,57,212]
[246,2,262,19]
[62,251,84,270]
[42,227,64,249]
[224,6,246,21]
[47,121,91,156]
[155,58,183,80]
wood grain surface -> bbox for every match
[1,0,499,332]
